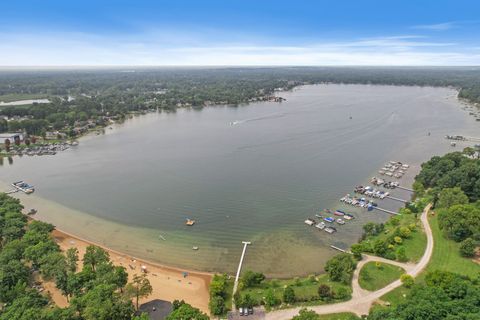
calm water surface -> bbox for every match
[1,84,478,277]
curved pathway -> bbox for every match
[266,204,433,319]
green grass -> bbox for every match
[422,214,480,278]
[239,274,351,308]
[379,213,480,306]
[361,212,427,262]
[359,261,405,291]
[0,93,49,103]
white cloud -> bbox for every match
[412,22,456,31]
[0,31,478,66]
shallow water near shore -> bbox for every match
[1,84,478,277]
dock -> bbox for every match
[232,241,251,308]
[330,245,351,254]
[373,206,400,215]
[385,195,409,203]
[396,185,414,192]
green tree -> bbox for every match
[292,308,320,320]
[350,243,363,260]
[264,288,280,307]
[125,274,153,310]
[324,254,357,284]
[400,274,414,288]
[396,246,408,262]
[459,238,476,257]
[209,295,225,315]
[241,270,265,288]
[283,286,296,304]
[83,245,109,271]
[65,247,79,273]
[317,284,333,301]
[436,187,469,209]
[166,302,209,320]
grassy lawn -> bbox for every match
[0,93,49,103]
[361,212,427,262]
[379,213,480,306]
[239,274,351,308]
[359,261,405,291]
[422,214,480,278]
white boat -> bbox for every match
[304,219,315,226]
[315,222,326,230]
[336,218,345,225]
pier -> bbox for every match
[396,185,414,192]
[232,241,251,308]
[330,245,351,254]
[373,206,400,215]
[385,195,409,203]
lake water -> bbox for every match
[1,84,478,277]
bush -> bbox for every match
[324,254,357,284]
[400,274,414,288]
[459,238,476,257]
[350,243,363,260]
[317,284,333,301]
[209,295,225,315]
[396,246,408,262]
[264,289,280,307]
[283,286,296,304]
[242,270,265,288]
[399,227,411,239]
[334,287,350,300]
[394,236,403,244]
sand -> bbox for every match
[47,228,211,313]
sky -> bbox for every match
[1,0,480,66]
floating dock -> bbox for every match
[372,206,400,215]
[330,245,351,254]
[385,195,409,203]
[396,185,414,192]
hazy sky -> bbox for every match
[1,0,480,66]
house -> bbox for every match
[45,131,67,140]
[0,132,23,144]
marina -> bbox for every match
[305,160,414,237]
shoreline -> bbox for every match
[41,217,212,313]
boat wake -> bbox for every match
[230,112,286,126]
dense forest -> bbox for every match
[0,193,207,320]
[1,67,480,138]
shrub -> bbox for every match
[242,270,265,288]
[324,254,357,284]
[394,236,403,244]
[264,289,280,307]
[334,287,350,300]
[317,284,333,301]
[283,286,296,304]
[400,274,414,288]
[209,296,225,315]
[399,227,411,239]
[459,238,476,257]
[396,246,408,262]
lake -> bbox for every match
[1,84,478,277]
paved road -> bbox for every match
[266,204,433,319]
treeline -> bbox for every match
[0,193,154,320]
[2,67,480,137]
[368,270,480,319]
[415,150,480,257]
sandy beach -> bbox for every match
[46,227,212,313]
